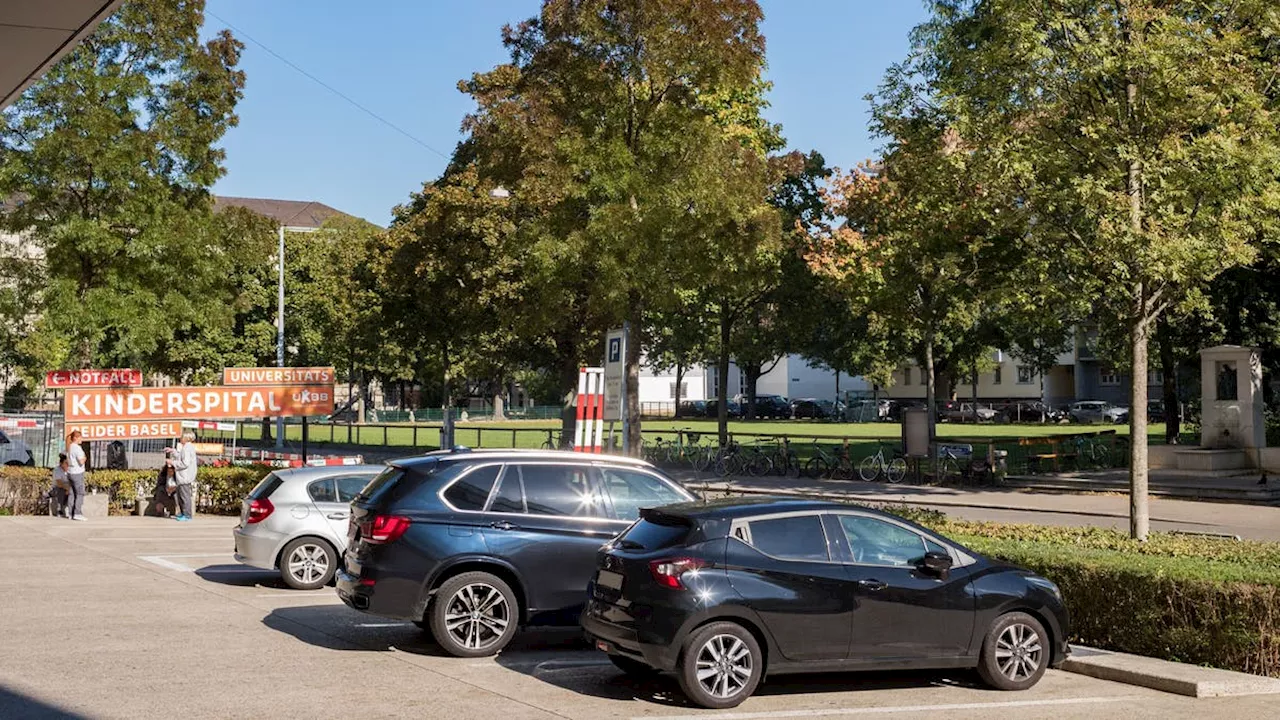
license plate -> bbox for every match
[596,569,624,591]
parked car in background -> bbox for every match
[735,394,791,419]
[1148,400,1166,423]
[845,399,890,422]
[337,449,695,657]
[1068,401,1128,424]
[704,399,742,419]
[790,398,833,419]
[582,498,1069,709]
[886,400,927,422]
[233,465,385,589]
[0,430,34,466]
[939,402,999,423]
[677,400,708,418]
[997,401,1066,424]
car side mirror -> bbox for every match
[917,551,953,578]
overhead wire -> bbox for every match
[208,10,452,161]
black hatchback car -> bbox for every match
[582,498,1069,709]
[336,449,694,657]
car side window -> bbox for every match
[839,515,928,567]
[443,465,501,511]
[745,515,829,561]
[519,464,603,517]
[335,475,375,503]
[598,468,686,521]
[307,478,338,503]
[487,467,524,513]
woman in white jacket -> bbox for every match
[167,432,198,521]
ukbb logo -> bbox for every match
[292,388,331,404]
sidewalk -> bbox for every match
[669,470,1280,541]
[1005,468,1279,503]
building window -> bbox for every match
[903,367,912,386]
[1016,366,1035,385]
[1099,367,1121,386]
[993,365,1003,385]
[669,382,688,399]
[1148,370,1164,386]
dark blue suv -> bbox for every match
[336,449,694,657]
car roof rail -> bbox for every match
[451,445,472,453]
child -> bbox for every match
[45,454,70,518]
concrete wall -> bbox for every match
[638,365,708,403]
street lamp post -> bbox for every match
[276,224,285,449]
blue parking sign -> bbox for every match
[608,338,622,363]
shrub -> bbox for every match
[0,464,274,515]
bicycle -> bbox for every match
[804,442,856,480]
[859,443,907,483]
[671,430,714,472]
[541,430,573,450]
[1072,435,1112,469]
[936,444,997,485]
[769,437,801,478]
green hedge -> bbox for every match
[0,465,274,515]
[872,505,1280,677]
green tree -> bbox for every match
[920,0,1280,538]
[460,0,772,452]
[0,0,245,374]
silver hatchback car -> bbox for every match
[233,465,384,589]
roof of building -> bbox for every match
[213,196,352,230]
[1,2,125,112]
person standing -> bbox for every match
[169,432,198,522]
[65,431,87,521]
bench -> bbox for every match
[1026,452,1078,473]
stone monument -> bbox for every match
[1177,345,1265,472]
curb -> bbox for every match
[1061,646,1280,697]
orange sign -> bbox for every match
[192,443,226,456]
[65,385,334,422]
[46,369,143,388]
[222,367,335,386]
[66,421,184,441]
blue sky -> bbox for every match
[204,1,930,225]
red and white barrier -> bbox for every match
[0,418,45,430]
[574,367,605,453]
[227,447,364,468]
[181,420,237,432]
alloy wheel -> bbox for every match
[444,582,510,652]
[287,543,330,586]
[694,634,753,700]
[995,622,1042,682]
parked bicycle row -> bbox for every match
[636,429,1126,484]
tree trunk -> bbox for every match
[744,365,762,421]
[924,339,937,443]
[559,359,578,446]
[673,363,685,419]
[1125,0,1150,543]
[971,369,979,423]
[717,309,731,447]
[625,318,642,456]
[1157,316,1180,443]
[1129,309,1151,541]
[492,380,506,421]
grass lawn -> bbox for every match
[221,417,1170,452]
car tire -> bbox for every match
[976,612,1050,691]
[279,537,337,590]
[430,571,519,658]
[677,621,762,709]
[609,654,659,677]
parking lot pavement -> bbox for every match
[3,517,1277,720]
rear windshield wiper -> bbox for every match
[615,539,645,550]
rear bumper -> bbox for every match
[335,568,421,620]
[580,605,680,672]
[233,526,281,571]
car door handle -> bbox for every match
[857,579,887,591]
[490,521,519,531]
[326,512,349,520]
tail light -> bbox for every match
[360,515,411,544]
[649,557,709,590]
[246,498,274,524]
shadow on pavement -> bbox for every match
[262,603,588,657]
[194,564,285,588]
[0,685,91,719]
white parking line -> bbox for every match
[357,622,410,628]
[137,555,192,571]
[466,659,611,669]
[639,696,1133,720]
